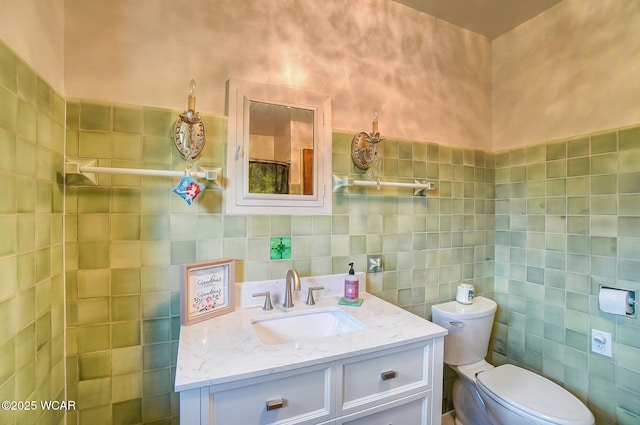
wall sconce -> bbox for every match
[174,79,206,170]
[351,111,384,179]
[173,79,207,205]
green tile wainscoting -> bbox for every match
[493,128,640,425]
[0,42,66,425]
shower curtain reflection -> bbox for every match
[248,159,290,194]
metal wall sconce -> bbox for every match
[351,111,384,178]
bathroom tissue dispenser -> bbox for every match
[598,287,636,317]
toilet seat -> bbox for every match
[476,364,594,425]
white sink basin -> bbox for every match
[251,307,365,345]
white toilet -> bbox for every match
[432,297,594,425]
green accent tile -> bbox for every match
[80,102,111,131]
[141,215,169,240]
[546,160,566,178]
[270,237,292,260]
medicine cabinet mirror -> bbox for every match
[226,79,332,214]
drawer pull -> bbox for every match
[265,398,286,411]
[380,370,397,381]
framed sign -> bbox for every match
[180,258,235,325]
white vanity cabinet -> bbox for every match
[179,338,443,425]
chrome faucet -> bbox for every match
[283,269,300,308]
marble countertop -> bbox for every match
[175,273,447,392]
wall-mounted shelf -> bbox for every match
[65,158,222,188]
[332,175,436,196]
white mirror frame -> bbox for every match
[226,78,332,215]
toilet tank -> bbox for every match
[431,297,497,366]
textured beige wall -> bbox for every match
[493,0,640,150]
[64,0,492,149]
[0,0,64,91]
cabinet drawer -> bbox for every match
[340,392,430,425]
[341,343,430,411]
[211,366,332,425]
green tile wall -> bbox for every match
[0,42,65,425]
[494,127,640,425]
[64,98,495,423]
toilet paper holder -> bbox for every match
[598,286,636,317]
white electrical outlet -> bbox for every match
[591,329,612,357]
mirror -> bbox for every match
[226,79,332,215]
[248,101,314,195]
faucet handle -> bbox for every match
[253,291,273,311]
[306,286,325,305]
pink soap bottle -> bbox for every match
[344,262,359,301]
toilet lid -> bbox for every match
[476,364,594,425]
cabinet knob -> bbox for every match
[265,398,285,411]
[380,370,397,381]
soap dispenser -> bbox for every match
[344,262,359,301]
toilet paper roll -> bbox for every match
[456,283,474,305]
[598,288,633,316]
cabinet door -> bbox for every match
[338,392,430,425]
[211,365,332,425]
[339,342,431,415]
